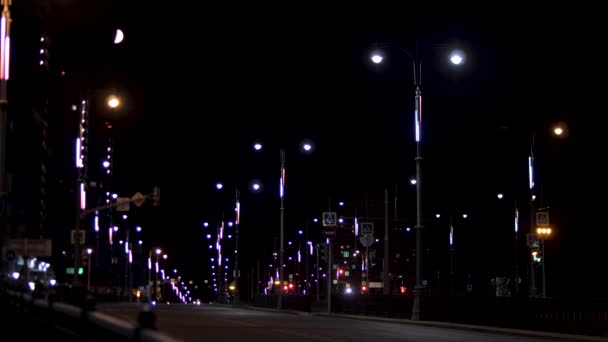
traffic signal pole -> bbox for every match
[326,240,332,313]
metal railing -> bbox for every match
[1,287,181,342]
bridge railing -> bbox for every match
[1,286,180,342]
[330,294,608,336]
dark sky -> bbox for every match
[155,2,607,295]
[18,1,607,296]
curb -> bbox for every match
[238,305,312,316]
[311,313,608,341]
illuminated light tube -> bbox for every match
[75,138,82,168]
[514,209,519,233]
[80,183,86,209]
[528,156,534,190]
[3,36,9,80]
[94,212,99,232]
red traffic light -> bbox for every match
[400,286,407,294]
[361,286,367,292]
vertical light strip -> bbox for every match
[449,225,453,246]
[94,212,99,232]
[75,138,82,168]
[528,156,534,190]
[3,36,9,79]
[0,16,5,80]
[80,183,86,209]
[514,208,519,233]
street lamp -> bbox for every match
[255,139,314,309]
[107,95,121,109]
[86,248,93,290]
[371,43,465,320]
[147,248,162,300]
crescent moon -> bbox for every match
[114,29,124,44]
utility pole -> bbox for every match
[316,243,320,302]
[529,144,537,297]
[326,241,332,313]
[73,99,89,287]
[305,221,310,294]
[233,189,240,305]
[0,0,11,265]
[278,148,285,310]
[383,188,390,295]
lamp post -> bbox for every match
[0,0,11,260]
[279,148,285,310]
[371,45,465,320]
[148,248,161,300]
[86,248,93,290]
[234,189,240,305]
[253,140,314,309]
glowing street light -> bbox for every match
[369,43,466,321]
[371,53,384,64]
[107,95,121,109]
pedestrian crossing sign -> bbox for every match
[322,212,337,227]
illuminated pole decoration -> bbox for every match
[0,0,10,83]
[233,189,241,305]
[278,148,285,310]
[529,140,537,297]
[73,99,89,286]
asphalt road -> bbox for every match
[99,303,589,342]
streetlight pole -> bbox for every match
[233,188,240,305]
[0,0,11,260]
[278,148,285,310]
[86,248,93,290]
[371,45,464,321]
[315,243,320,302]
[529,142,537,297]
[384,188,390,295]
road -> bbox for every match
[97,303,584,342]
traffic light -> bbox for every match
[153,186,160,207]
[361,285,367,293]
[532,251,542,264]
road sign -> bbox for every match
[536,212,549,226]
[359,235,373,247]
[323,228,336,237]
[526,233,539,248]
[361,222,373,236]
[5,239,52,257]
[322,212,337,227]
[71,230,86,245]
[116,197,130,212]
[132,192,146,207]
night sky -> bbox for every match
[14,1,607,297]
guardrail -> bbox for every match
[1,287,181,342]
[331,294,608,336]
